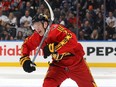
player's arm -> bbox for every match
[43,24,84,60]
[20,32,42,73]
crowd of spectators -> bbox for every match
[0,0,116,41]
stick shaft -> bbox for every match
[32,21,53,62]
[32,0,54,62]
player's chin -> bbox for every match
[39,32,44,36]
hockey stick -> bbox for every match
[32,0,54,62]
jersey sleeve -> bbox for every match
[21,31,42,56]
[46,24,85,57]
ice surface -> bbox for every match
[0,67,116,87]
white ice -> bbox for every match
[0,67,116,87]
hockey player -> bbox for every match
[20,14,97,87]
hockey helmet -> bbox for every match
[32,14,49,23]
[31,14,49,30]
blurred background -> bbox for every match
[0,0,115,41]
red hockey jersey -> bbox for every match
[21,24,85,67]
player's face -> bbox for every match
[32,22,47,36]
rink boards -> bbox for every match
[0,41,116,67]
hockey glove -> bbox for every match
[20,56,36,73]
[43,43,57,59]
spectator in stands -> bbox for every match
[8,12,18,28]
[87,5,97,24]
[96,12,104,39]
[39,3,46,14]
[0,30,14,40]
[1,0,11,12]
[100,4,105,15]
[36,7,43,15]
[0,8,9,23]
[78,30,85,40]
[60,0,69,13]
[33,4,50,19]
[20,10,32,27]
[20,1,35,17]
[15,31,24,40]
[81,20,93,40]
[112,33,116,40]
[104,30,110,40]
[78,31,85,40]
[83,12,94,27]
[16,24,25,38]
[10,0,22,11]
[23,21,33,38]
[30,0,39,10]
[67,11,77,27]
[66,11,80,35]
[4,23,16,39]
[90,29,99,40]
[17,19,33,40]
[106,11,116,39]
[58,12,66,26]
[53,8,61,23]
[106,11,116,28]
[86,0,98,10]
